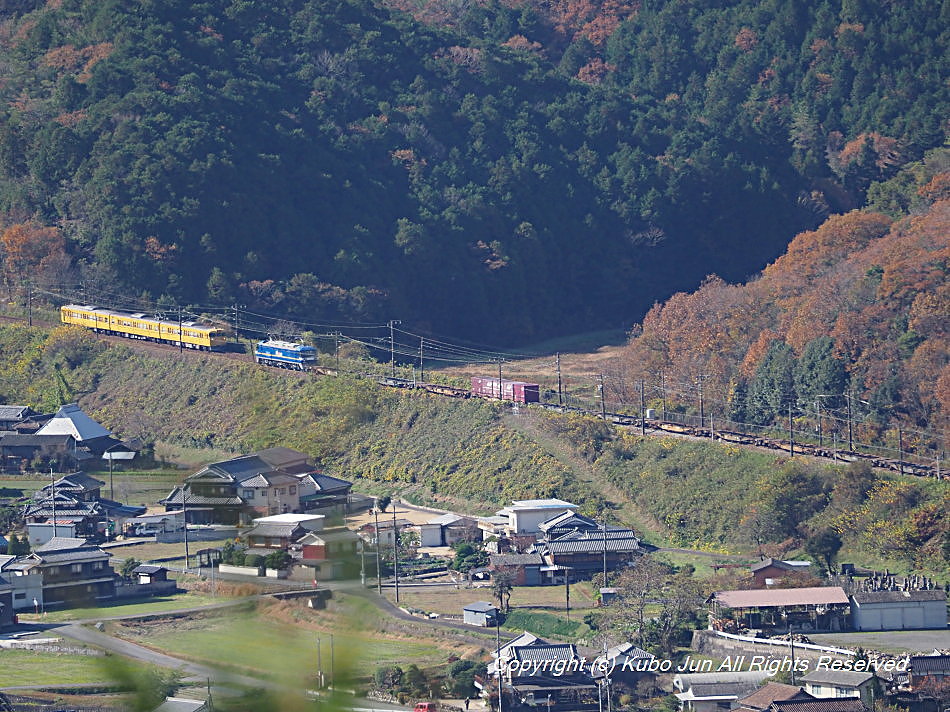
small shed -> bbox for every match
[132,564,169,585]
[463,600,499,627]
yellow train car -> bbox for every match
[61,305,229,351]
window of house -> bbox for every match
[278,488,285,495]
[243,489,255,499]
[71,563,83,573]
[289,486,296,494]
[14,592,25,599]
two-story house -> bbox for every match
[161,448,351,524]
[19,537,115,607]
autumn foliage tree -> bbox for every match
[0,223,68,291]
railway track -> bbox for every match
[6,311,945,481]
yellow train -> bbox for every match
[60,304,229,351]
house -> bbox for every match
[151,697,211,712]
[0,572,14,628]
[709,587,851,632]
[488,631,549,675]
[538,511,599,538]
[125,510,186,537]
[490,553,543,586]
[769,699,869,712]
[908,655,950,687]
[0,404,36,430]
[592,642,657,687]
[35,403,120,456]
[534,528,644,580]
[0,554,44,611]
[161,449,350,524]
[0,432,83,470]
[19,537,115,607]
[849,590,948,631]
[360,518,412,548]
[802,670,876,706]
[673,670,773,712]
[241,520,310,552]
[497,499,579,535]
[505,644,598,710]
[736,683,813,712]
[23,472,145,545]
[297,528,361,580]
[463,600,499,626]
[297,472,353,513]
[417,513,479,547]
[254,513,325,531]
[752,559,814,588]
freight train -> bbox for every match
[60,305,229,350]
[254,339,317,371]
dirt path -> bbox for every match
[502,411,667,541]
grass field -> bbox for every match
[103,538,234,564]
[0,649,116,686]
[16,590,232,623]
[0,469,184,507]
[108,595,461,683]
[389,582,597,618]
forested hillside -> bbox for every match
[0,322,947,575]
[0,0,946,341]
[618,151,948,456]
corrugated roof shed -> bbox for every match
[714,587,849,608]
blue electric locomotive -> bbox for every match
[254,339,317,371]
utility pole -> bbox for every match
[330,633,334,689]
[898,426,904,476]
[498,359,504,400]
[660,371,667,422]
[816,399,823,448]
[788,403,794,457]
[334,332,340,370]
[599,374,607,420]
[564,568,571,619]
[373,506,382,595]
[178,306,183,353]
[50,466,57,539]
[182,481,190,572]
[231,304,244,345]
[639,379,646,436]
[602,517,608,586]
[360,539,366,587]
[495,615,504,712]
[388,320,401,377]
[392,504,400,604]
[419,337,425,383]
[556,352,563,406]
[847,390,854,452]
[27,283,32,327]
[697,375,706,429]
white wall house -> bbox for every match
[497,499,578,535]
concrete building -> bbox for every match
[496,500,579,535]
[849,590,947,631]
